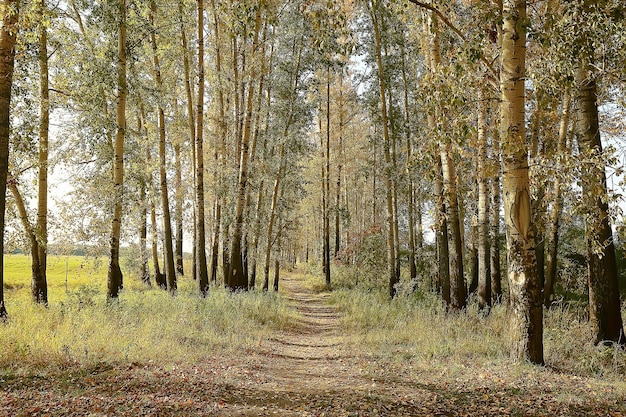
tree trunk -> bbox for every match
[9,183,46,304]
[370,3,398,298]
[174,143,184,276]
[490,139,502,304]
[150,0,176,295]
[178,0,196,281]
[575,66,625,345]
[209,0,225,286]
[477,88,491,312]
[107,0,127,299]
[401,43,417,283]
[544,91,570,307]
[196,0,209,296]
[323,67,331,287]
[139,174,150,286]
[334,75,343,258]
[500,0,543,364]
[273,259,280,292]
[229,6,262,291]
[0,0,18,319]
[33,0,49,304]
[422,14,449,300]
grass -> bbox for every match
[0,254,298,378]
[313,267,626,380]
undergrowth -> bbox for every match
[319,266,626,380]
[0,255,297,378]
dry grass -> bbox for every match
[0,255,298,378]
[320,268,626,380]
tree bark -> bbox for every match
[229,6,262,291]
[209,0,225,285]
[0,0,17,318]
[401,43,417,283]
[139,173,150,286]
[370,2,398,298]
[149,148,166,289]
[178,0,196,281]
[107,0,127,299]
[477,88,491,312]
[544,91,570,307]
[174,143,184,276]
[196,0,209,296]
[323,67,331,287]
[427,13,465,308]
[150,0,176,295]
[500,0,543,364]
[9,183,46,304]
[490,138,502,304]
[32,0,49,304]
[575,67,625,345]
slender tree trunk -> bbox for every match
[209,0,225,285]
[9,183,46,304]
[139,175,150,286]
[500,0,543,364]
[150,0,176,294]
[178,0,196,281]
[544,91,570,307]
[323,67,331,286]
[174,143,184,276]
[107,0,127,299]
[34,0,49,304]
[273,259,280,292]
[422,14,449,300]
[370,3,398,298]
[490,137,502,303]
[334,75,343,258]
[196,0,209,296]
[529,97,546,300]
[229,7,262,291]
[427,13,466,310]
[137,107,152,286]
[477,88,491,311]
[251,33,275,288]
[148,149,166,289]
[575,65,624,345]
[0,0,18,319]
[401,43,417,282]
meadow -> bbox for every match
[1,255,626,415]
[0,254,298,378]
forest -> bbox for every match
[0,0,626,415]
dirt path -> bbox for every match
[2,274,625,416]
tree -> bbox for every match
[476,86,490,312]
[107,0,127,299]
[149,0,176,295]
[368,0,398,298]
[575,48,624,346]
[500,0,543,364]
[0,0,19,318]
[195,0,209,296]
[228,3,262,291]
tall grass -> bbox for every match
[0,255,297,377]
[324,273,626,379]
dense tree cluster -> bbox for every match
[0,0,625,363]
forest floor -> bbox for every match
[2,274,626,416]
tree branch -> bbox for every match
[407,0,499,86]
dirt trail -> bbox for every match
[214,274,416,416]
